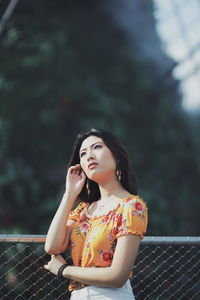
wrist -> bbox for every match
[63,265,72,279]
[57,263,68,279]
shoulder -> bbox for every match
[122,194,147,207]
[68,201,88,221]
[120,195,147,215]
[72,201,88,212]
[115,195,148,239]
[71,202,88,214]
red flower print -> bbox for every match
[101,215,109,223]
[111,227,118,235]
[80,222,90,233]
[134,202,143,211]
[80,215,88,222]
[117,214,123,227]
[109,209,117,218]
[102,251,113,262]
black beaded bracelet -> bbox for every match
[57,263,68,279]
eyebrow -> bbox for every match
[80,142,103,154]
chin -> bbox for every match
[87,172,101,183]
[88,175,98,182]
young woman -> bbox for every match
[44,128,148,299]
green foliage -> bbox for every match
[0,0,200,236]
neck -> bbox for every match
[97,175,128,201]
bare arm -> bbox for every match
[45,235,141,288]
[44,192,76,254]
[44,164,86,255]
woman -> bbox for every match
[44,128,148,299]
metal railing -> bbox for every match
[0,235,200,299]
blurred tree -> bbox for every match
[0,0,199,236]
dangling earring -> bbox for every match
[116,160,122,181]
[86,179,90,194]
[116,168,122,181]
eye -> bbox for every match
[80,151,86,158]
[94,144,102,149]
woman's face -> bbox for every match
[79,135,117,182]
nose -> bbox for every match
[87,149,95,161]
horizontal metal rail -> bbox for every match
[0,234,46,243]
[0,234,200,244]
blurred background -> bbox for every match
[0,0,200,237]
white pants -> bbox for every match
[70,279,135,300]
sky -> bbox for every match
[153,0,200,113]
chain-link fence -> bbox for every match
[0,235,200,300]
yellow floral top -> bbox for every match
[67,195,148,291]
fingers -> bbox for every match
[68,164,82,175]
[43,264,52,275]
[68,164,80,172]
[44,256,52,270]
[43,264,48,270]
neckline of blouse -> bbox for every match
[84,195,135,220]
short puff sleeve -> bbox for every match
[116,196,148,239]
[68,201,87,223]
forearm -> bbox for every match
[44,191,76,254]
[63,265,123,288]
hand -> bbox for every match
[65,164,86,198]
[44,254,67,276]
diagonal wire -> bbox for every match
[0,0,19,35]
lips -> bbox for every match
[88,162,98,169]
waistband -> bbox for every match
[69,280,89,291]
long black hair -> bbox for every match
[67,128,138,203]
